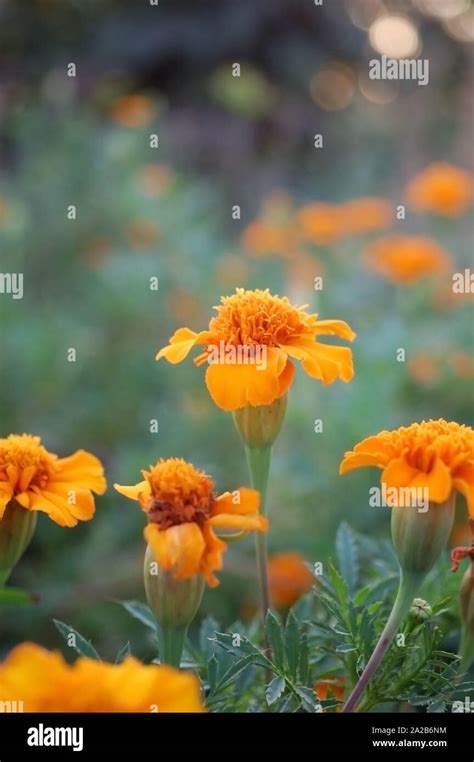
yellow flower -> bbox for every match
[0,434,106,526]
[0,643,204,712]
[364,235,451,285]
[340,420,474,515]
[406,162,473,217]
[156,288,356,412]
[114,457,267,587]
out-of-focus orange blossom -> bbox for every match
[364,235,452,285]
[268,552,315,610]
[406,162,473,217]
[136,164,175,197]
[109,95,157,128]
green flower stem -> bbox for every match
[157,624,188,669]
[342,571,423,713]
[245,445,272,624]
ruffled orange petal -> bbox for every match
[200,523,227,587]
[114,480,151,502]
[53,450,106,494]
[144,522,206,579]
[282,338,354,384]
[205,347,288,411]
[312,320,356,342]
[277,358,296,397]
[45,484,95,521]
[452,461,474,516]
[155,328,214,364]
[27,489,78,527]
[208,513,269,531]
[0,482,13,519]
[213,487,260,515]
[382,455,452,504]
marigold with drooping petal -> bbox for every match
[114,457,267,587]
[156,288,356,412]
[340,420,474,515]
[0,434,106,527]
[406,162,473,217]
[0,643,204,712]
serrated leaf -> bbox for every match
[285,611,299,678]
[336,522,359,594]
[116,600,157,632]
[266,676,285,706]
[207,654,219,690]
[115,641,131,663]
[328,562,347,607]
[53,620,100,660]
[0,587,37,605]
[427,700,446,713]
[212,654,256,694]
[294,685,322,713]
[266,611,285,670]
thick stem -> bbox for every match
[342,572,423,713]
[157,624,188,668]
[245,446,272,624]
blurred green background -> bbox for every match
[0,0,473,661]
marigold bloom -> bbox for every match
[0,434,106,527]
[406,162,473,217]
[268,552,314,610]
[340,420,474,516]
[297,202,344,246]
[341,197,394,235]
[314,677,345,703]
[156,288,356,412]
[114,457,267,587]
[364,235,451,285]
[0,643,204,712]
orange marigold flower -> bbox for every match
[314,677,345,703]
[297,202,344,246]
[156,288,356,412]
[406,162,473,217]
[340,420,474,516]
[0,434,106,527]
[0,643,204,712]
[364,235,452,285]
[114,457,267,587]
[268,552,314,610]
[109,94,156,128]
[340,197,394,235]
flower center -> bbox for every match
[143,458,215,530]
[0,434,57,490]
[390,420,474,473]
[209,288,316,347]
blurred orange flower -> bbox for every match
[110,95,156,128]
[452,351,474,380]
[242,220,298,258]
[115,458,267,587]
[314,677,345,704]
[156,288,356,411]
[341,197,394,235]
[136,163,174,197]
[406,162,473,217]
[0,434,106,527]
[408,353,440,386]
[126,218,160,249]
[297,202,344,246]
[268,552,314,610]
[364,235,452,285]
[0,643,204,712]
[340,420,474,515]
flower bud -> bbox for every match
[0,501,37,585]
[233,394,287,449]
[408,598,432,625]
[391,494,455,577]
[143,544,204,667]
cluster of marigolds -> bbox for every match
[0,162,473,713]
